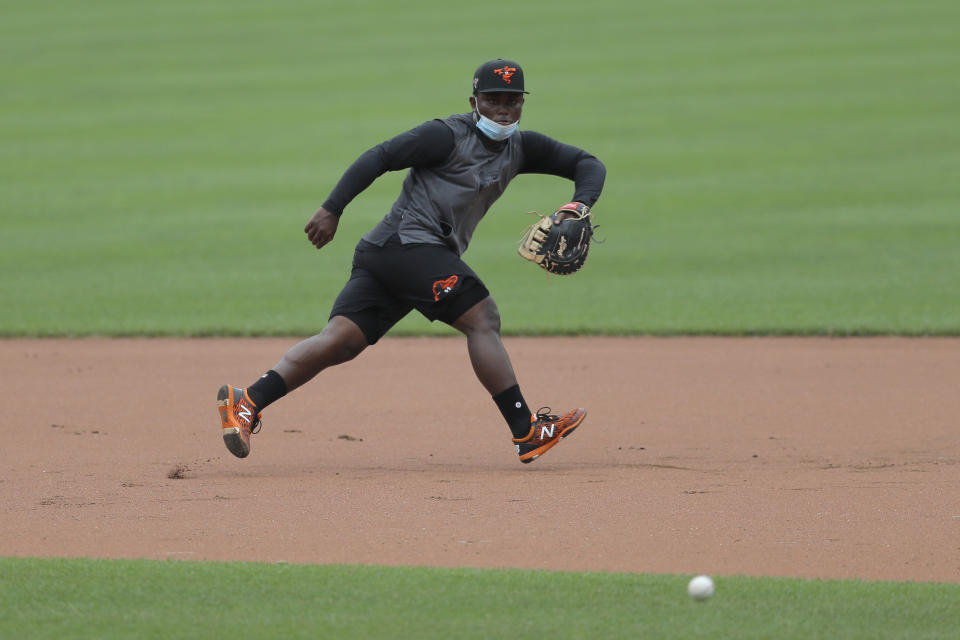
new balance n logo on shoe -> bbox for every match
[236,404,253,424]
[539,424,555,439]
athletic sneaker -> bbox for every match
[513,407,586,464]
[216,385,261,458]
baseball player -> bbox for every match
[217,59,606,463]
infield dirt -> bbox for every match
[2,337,957,582]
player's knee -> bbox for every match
[335,338,366,364]
[456,297,501,335]
[320,316,369,364]
[482,301,502,335]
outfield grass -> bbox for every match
[1,558,956,640]
[2,0,958,335]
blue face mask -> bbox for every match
[475,110,519,141]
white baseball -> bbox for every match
[687,575,715,601]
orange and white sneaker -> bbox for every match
[217,385,261,458]
[513,407,586,464]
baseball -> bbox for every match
[687,575,715,601]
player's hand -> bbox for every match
[553,204,584,223]
[304,207,339,250]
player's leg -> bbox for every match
[450,297,533,438]
[269,315,368,393]
[217,242,411,458]
[449,296,586,462]
[450,296,517,395]
[218,316,368,459]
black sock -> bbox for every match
[246,370,288,409]
[492,384,532,439]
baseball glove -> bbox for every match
[518,202,595,275]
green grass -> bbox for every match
[2,0,959,336]
[1,558,956,640]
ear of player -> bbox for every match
[518,202,597,275]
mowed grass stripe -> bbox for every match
[0,558,957,640]
[2,0,958,335]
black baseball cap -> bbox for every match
[473,59,529,94]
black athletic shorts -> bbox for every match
[329,235,490,344]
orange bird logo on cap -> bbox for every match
[493,65,517,84]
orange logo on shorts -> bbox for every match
[432,275,459,301]
[493,66,517,85]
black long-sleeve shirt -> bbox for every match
[321,118,606,217]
